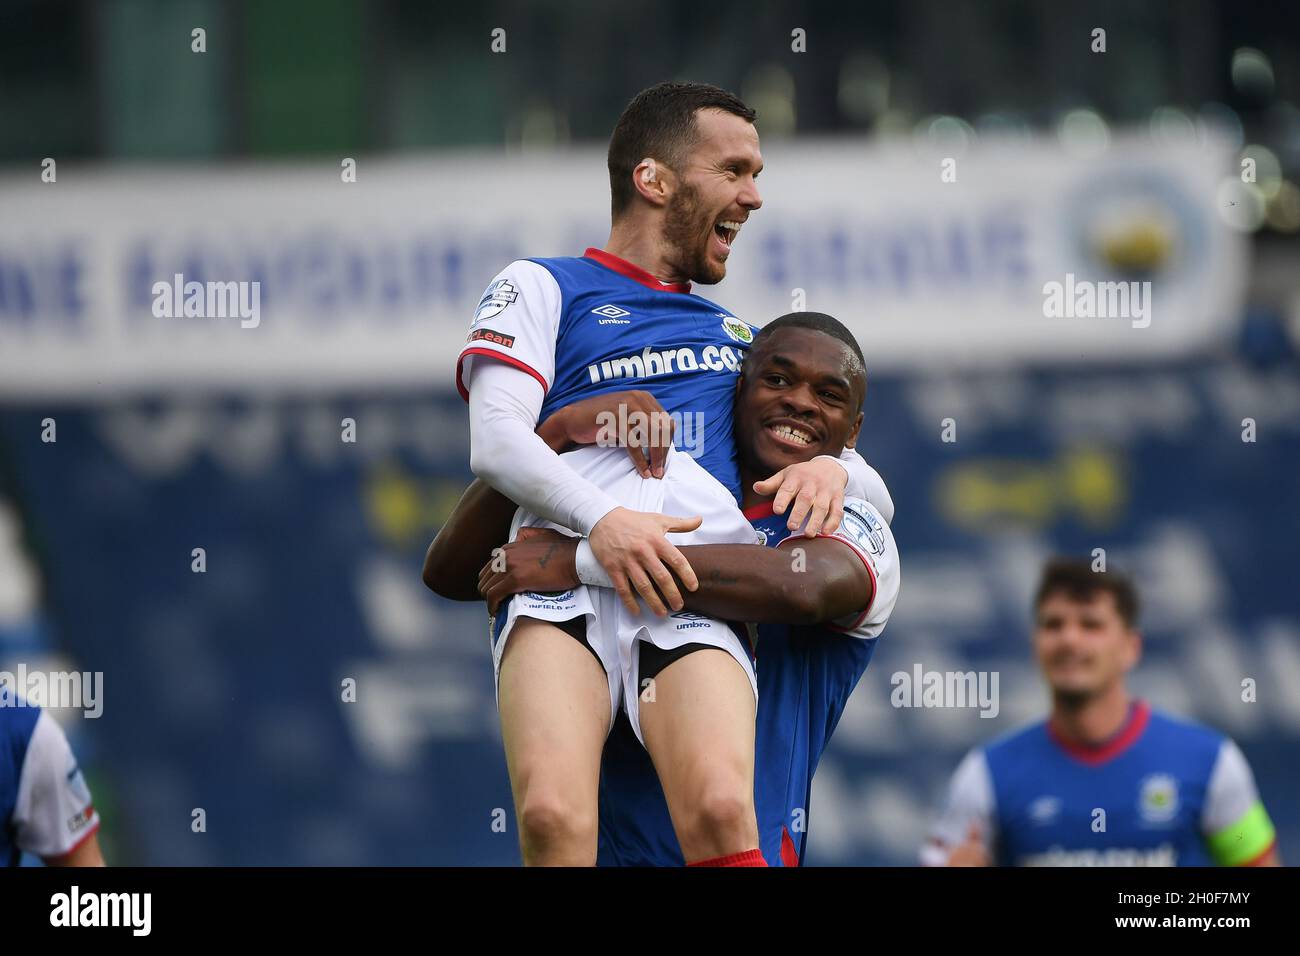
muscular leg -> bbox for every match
[498,617,611,866]
[637,647,759,863]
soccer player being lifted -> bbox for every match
[921,559,1280,867]
[447,83,887,865]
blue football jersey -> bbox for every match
[597,496,901,866]
[922,701,1279,866]
[1,690,99,865]
[456,249,758,499]
[0,696,41,866]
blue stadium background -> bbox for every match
[2,344,1297,864]
[2,0,1298,866]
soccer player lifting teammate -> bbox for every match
[446,82,888,866]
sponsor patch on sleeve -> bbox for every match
[473,278,518,324]
[836,503,887,556]
[67,804,95,835]
[468,328,516,348]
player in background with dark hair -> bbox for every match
[922,558,1280,867]
[1,690,105,867]
[434,313,900,865]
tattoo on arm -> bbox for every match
[537,543,559,569]
[707,568,739,586]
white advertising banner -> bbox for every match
[0,136,1247,398]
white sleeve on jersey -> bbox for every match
[458,260,621,536]
[779,495,900,639]
[11,711,99,860]
[919,748,996,866]
[468,362,621,537]
[826,449,895,525]
[1201,738,1263,835]
[456,260,564,399]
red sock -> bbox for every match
[686,849,767,867]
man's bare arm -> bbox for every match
[423,479,518,601]
[479,534,872,624]
[44,831,106,867]
[664,540,870,623]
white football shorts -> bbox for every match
[489,444,759,743]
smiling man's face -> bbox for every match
[1034,590,1141,703]
[734,326,865,480]
[661,108,763,285]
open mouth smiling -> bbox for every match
[765,419,819,448]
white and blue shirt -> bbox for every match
[1,690,99,865]
[921,701,1278,867]
[456,248,759,500]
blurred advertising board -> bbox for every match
[0,136,1247,398]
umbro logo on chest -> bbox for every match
[592,304,632,324]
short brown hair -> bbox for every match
[607,82,756,218]
[1034,557,1140,627]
